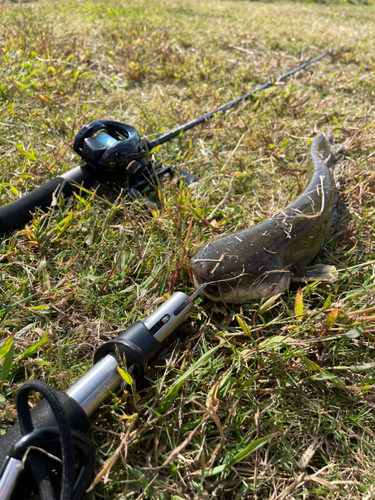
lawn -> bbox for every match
[1,0,375,498]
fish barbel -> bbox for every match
[190,133,343,303]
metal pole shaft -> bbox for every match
[0,458,24,500]
[66,292,195,417]
[66,354,121,418]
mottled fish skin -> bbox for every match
[190,133,342,303]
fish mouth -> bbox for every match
[192,272,223,301]
[191,269,249,303]
[191,268,291,304]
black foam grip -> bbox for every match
[0,166,96,235]
[0,391,90,500]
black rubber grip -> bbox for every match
[0,391,90,499]
[94,321,162,382]
[0,165,96,235]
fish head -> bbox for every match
[189,231,290,303]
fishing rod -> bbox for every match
[0,286,205,500]
[0,39,356,235]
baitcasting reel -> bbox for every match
[73,120,198,207]
[73,120,152,183]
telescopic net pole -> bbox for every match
[147,37,359,150]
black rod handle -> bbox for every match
[0,165,96,235]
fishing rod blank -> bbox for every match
[148,48,334,148]
[147,35,361,147]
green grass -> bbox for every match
[1,0,375,498]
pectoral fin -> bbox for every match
[291,264,338,283]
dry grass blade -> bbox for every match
[272,473,307,500]
[141,417,207,472]
[253,407,261,498]
[87,414,138,492]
